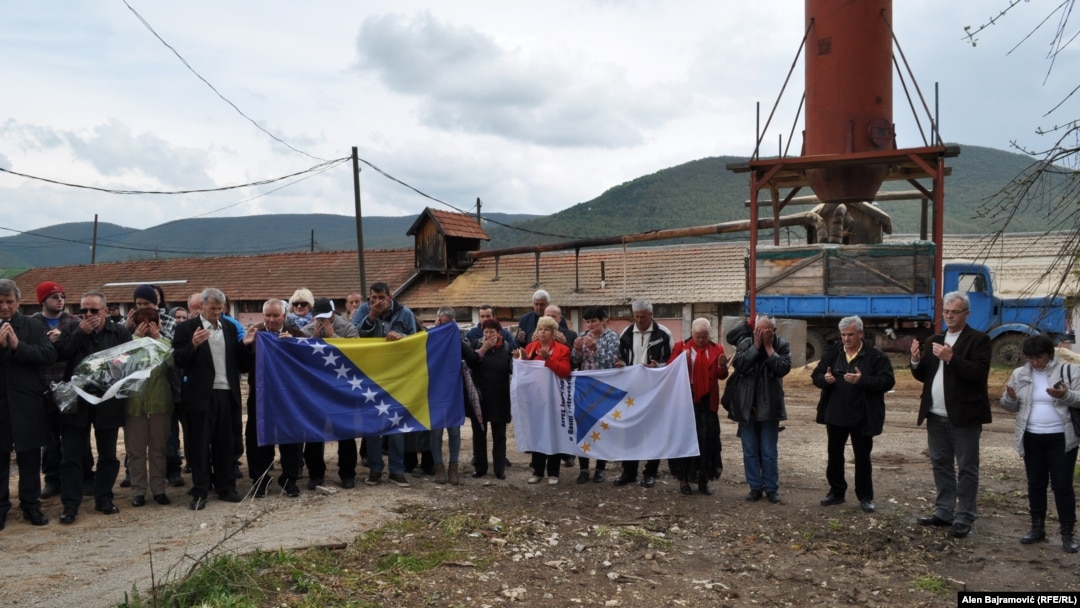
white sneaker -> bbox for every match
[527,476,542,484]
[548,477,559,485]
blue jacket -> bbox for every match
[352,300,418,338]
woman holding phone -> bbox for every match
[1000,334,1079,553]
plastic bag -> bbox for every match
[50,337,171,413]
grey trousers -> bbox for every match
[125,413,171,497]
[926,413,982,525]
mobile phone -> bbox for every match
[1055,381,1066,390]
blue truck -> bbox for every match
[748,242,1071,366]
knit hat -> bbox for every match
[133,284,158,306]
[36,281,65,305]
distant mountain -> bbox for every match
[486,145,1052,248]
[0,144,1051,274]
[0,213,537,274]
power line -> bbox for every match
[122,0,326,162]
[0,157,348,195]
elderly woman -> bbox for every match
[286,288,315,328]
[668,318,728,496]
[571,305,620,483]
[1001,334,1079,553]
[125,307,174,507]
[464,318,515,480]
[515,315,571,485]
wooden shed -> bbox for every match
[406,208,490,274]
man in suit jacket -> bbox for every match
[172,287,243,510]
[910,291,992,539]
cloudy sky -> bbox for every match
[1,1,1076,235]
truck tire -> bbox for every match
[806,330,825,363]
[992,334,1025,368]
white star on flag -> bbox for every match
[308,342,327,354]
[322,352,339,367]
[334,365,350,379]
[375,401,391,416]
[398,423,414,433]
[362,387,378,403]
[348,377,364,391]
[389,412,403,426]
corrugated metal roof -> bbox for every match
[399,242,748,309]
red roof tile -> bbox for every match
[406,208,490,240]
[11,249,415,307]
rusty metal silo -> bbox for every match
[804,0,894,203]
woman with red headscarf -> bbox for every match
[669,318,728,496]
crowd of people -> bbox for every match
[1,280,1077,554]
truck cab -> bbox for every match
[945,261,1070,366]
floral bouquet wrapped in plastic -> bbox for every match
[51,337,171,413]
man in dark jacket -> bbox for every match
[173,287,244,510]
[910,291,992,539]
[731,314,792,504]
[613,299,674,488]
[31,280,80,500]
[812,316,895,514]
[0,279,57,529]
[55,291,132,524]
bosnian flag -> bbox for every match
[511,355,699,460]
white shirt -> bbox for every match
[929,330,960,418]
[201,316,230,390]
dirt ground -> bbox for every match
[2,363,1077,607]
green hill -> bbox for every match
[0,144,1053,270]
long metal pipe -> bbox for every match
[466,212,826,261]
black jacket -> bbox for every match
[0,313,57,451]
[173,315,242,414]
[911,326,992,427]
[729,334,792,424]
[618,321,673,367]
[812,339,895,436]
[55,318,132,429]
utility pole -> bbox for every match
[352,147,367,296]
[476,197,482,250]
[310,229,315,253]
[91,213,98,264]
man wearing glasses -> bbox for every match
[32,281,80,500]
[910,291,992,539]
[55,291,133,524]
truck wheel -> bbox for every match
[992,334,1025,368]
[806,331,825,362]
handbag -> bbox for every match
[1059,363,1080,436]
[462,363,483,424]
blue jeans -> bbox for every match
[739,420,780,493]
[926,414,982,525]
[429,426,461,465]
[365,433,405,474]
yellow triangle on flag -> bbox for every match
[327,333,431,428]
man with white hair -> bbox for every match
[730,314,792,504]
[516,289,568,346]
[173,288,244,510]
[614,300,674,488]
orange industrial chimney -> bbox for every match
[803,0,894,203]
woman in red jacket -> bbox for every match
[668,318,729,496]
[515,315,571,484]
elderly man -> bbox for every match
[516,290,569,345]
[242,299,306,497]
[812,316,894,513]
[731,314,792,504]
[910,291,992,539]
[614,300,674,488]
[55,291,132,523]
[344,292,363,320]
[0,279,57,529]
[32,281,80,500]
[173,288,244,510]
[300,297,361,489]
[352,282,419,487]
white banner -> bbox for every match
[511,355,699,460]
